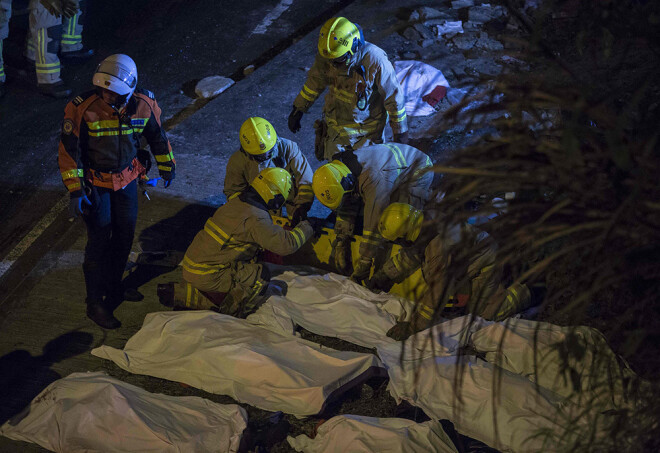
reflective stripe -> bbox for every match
[327,118,380,137]
[61,168,84,180]
[331,86,353,104]
[157,165,172,172]
[362,230,381,246]
[299,90,315,102]
[290,227,305,248]
[204,219,250,251]
[244,279,264,306]
[228,192,241,200]
[182,256,228,275]
[388,108,407,123]
[300,84,319,102]
[391,253,403,272]
[417,304,435,320]
[66,181,81,191]
[303,84,319,96]
[384,144,407,177]
[155,151,174,162]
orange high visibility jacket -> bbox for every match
[58,88,175,196]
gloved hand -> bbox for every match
[392,131,409,145]
[290,202,312,227]
[288,106,303,133]
[350,257,372,285]
[61,0,79,18]
[144,177,161,187]
[307,217,327,238]
[160,170,175,188]
[69,194,91,218]
[333,237,352,275]
[367,270,394,293]
[39,0,64,17]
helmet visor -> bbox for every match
[96,61,137,90]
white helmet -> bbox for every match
[92,54,138,99]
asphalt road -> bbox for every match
[0,0,354,267]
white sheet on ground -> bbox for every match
[287,415,458,453]
[248,272,416,349]
[92,311,382,417]
[394,60,450,116]
[471,319,637,410]
[0,372,247,453]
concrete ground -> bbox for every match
[0,0,520,450]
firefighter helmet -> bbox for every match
[251,167,292,210]
[312,160,355,210]
[92,54,138,98]
[240,117,278,156]
[318,17,362,60]
[378,203,424,242]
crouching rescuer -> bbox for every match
[58,54,175,330]
[158,168,315,316]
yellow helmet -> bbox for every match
[378,203,424,242]
[239,117,278,156]
[312,160,355,210]
[251,167,292,210]
[318,17,361,60]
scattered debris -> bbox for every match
[451,0,475,8]
[413,23,435,40]
[434,21,464,36]
[243,64,256,76]
[194,75,234,99]
[468,4,506,23]
[402,27,421,41]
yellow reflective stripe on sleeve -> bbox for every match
[66,182,81,191]
[290,227,305,248]
[228,192,241,200]
[61,169,84,180]
[303,84,319,96]
[417,304,435,320]
[299,90,315,102]
[388,108,407,122]
[157,165,172,172]
[384,144,407,176]
[155,151,175,162]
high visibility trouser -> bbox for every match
[0,0,10,83]
[180,260,270,316]
[27,0,62,84]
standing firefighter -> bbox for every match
[288,16,408,160]
[225,117,314,225]
[158,168,315,317]
[312,143,433,283]
[373,203,533,340]
[58,54,175,329]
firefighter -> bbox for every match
[157,168,315,317]
[372,203,532,340]
[225,117,314,226]
[288,16,408,160]
[58,54,175,329]
[311,143,433,283]
[0,0,94,98]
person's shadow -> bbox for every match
[0,331,94,426]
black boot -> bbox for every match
[123,287,144,302]
[86,299,121,329]
[37,81,72,99]
[157,283,175,307]
[60,48,95,64]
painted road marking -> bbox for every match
[252,0,294,34]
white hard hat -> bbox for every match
[92,54,138,98]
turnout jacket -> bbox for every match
[182,190,314,278]
[224,138,314,207]
[58,89,175,197]
[334,143,432,259]
[294,42,407,150]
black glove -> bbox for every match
[290,202,312,227]
[350,257,372,285]
[367,270,394,293]
[62,0,79,18]
[386,321,414,341]
[288,107,303,133]
[307,217,327,238]
[69,194,91,218]
[39,0,64,17]
[160,169,175,188]
[392,131,409,145]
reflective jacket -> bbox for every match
[334,143,432,259]
[224,138,314,207]
[182,190,314,279]
[294,42,407,154]
[58,89,175,196]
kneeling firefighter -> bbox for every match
[372,203,533,340]
[158,168,315,317]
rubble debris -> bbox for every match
[243,64,256,76]
[413,23,435,40]
[434,21,464,36]
[452,0,475,8]
[194,75,234,99]
[468,4,506,23]
[402,26,422,41]
[420,39,435,48]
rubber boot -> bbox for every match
[86,298,121,329]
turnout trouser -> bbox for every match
[82,179,138,303]
[179,261,270,316]
[26,0,85,84]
